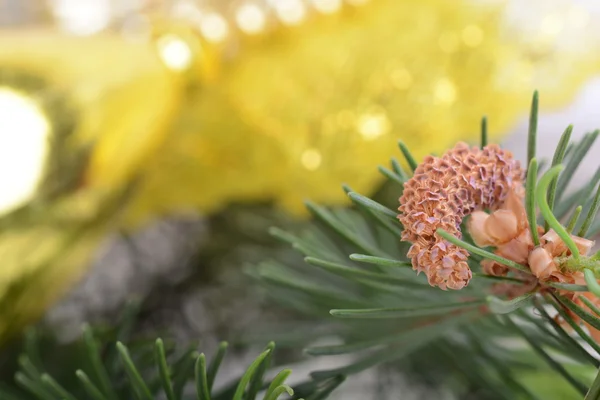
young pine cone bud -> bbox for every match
[398,142,523,290]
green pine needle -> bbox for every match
[264,385,294,400]
[585,367,600,400]
[556,294,600,330]
[207,341,228,392]
[40,374,76,400]
[172,351,197,399]
[391,157,409,180]
[526,158,540,245]
[536,165,580,259]
[567,206,583,233]
[155,338,176,400]
[330,300,484,319]
[75,370,108,400]
[398,140,418,172]
[378,165,405,185]
[527,90,539,168]
[481,116,488,148]
[195,354,211,400]
[579,295,600,317]
[349,253,412,268]
[116,341,153,400]
[346,192,398,220]
[579,182,600,237]
[18,356,41,381]
[232,349,271,400]
[15,372,53,400]
[247,342,275,400]
[436,229,530,273]
[82,324,117,400]
[305,257,422,287]
[304,376,345,400]
[487,291,536,314]
[263,369,293,400]
[547,125,573,227]
[305,201,388,257]
[584,269,600,299]
[556,130,599,204]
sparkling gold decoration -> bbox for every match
[0,32,180,342]
[120,0,600,223]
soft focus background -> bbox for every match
[1,0,600,398]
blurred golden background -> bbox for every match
[0,0,599,344]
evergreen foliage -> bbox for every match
[248,92,600,399]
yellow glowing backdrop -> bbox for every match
[0,0,597,342]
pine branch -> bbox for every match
[0,305,329,400]
[247,92,600,399]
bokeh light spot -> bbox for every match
[462,25,484,47]
[357,108,391,141]
[199,12,230,43]
[0,88,50,214]
[301,148,322,170]
[235,3,267,34]
[157,34,194,71]
[434,78,457,105]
